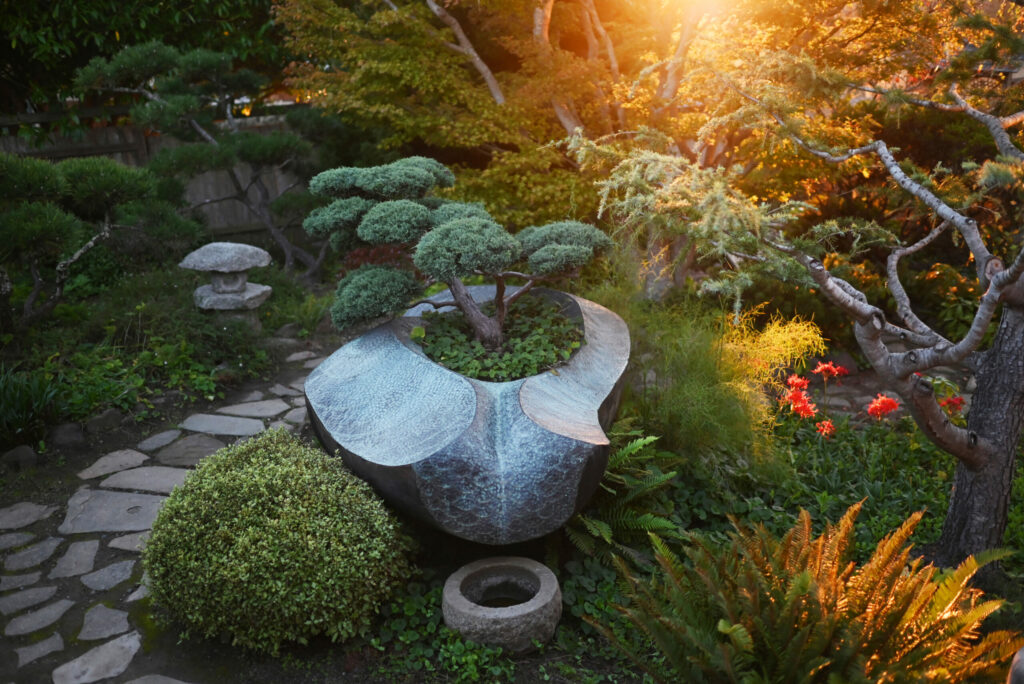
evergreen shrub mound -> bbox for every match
[142,429,415,655]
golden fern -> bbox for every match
[597,504,1024,683]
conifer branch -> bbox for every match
[424,0,507,105]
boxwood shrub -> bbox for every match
[142,429,415,654]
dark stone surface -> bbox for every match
[49,423,86,449]
[305,288,630,545]
[2,445,37,471]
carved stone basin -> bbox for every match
[304,287,630,545]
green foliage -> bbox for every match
[413,218,520,282]
[358,200,433,244]
[0,364,62,450]
[416,293,582,382]
[598,504,1024,683]
[57,156,155,221]
[566,433,681,562]
[143,429,415,655]
[371,578,515,683]
[433,201,491,225]
[331,265,422,331]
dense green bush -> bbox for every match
[143,429,415,654]
[598,504,1024,683]
[0,364,62,450]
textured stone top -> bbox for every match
[179,242,271,273]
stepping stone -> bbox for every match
[180,413,264,436]
[0,531,33,550]
[282,407,307,425]
[50,540,100,579]
[290,378,305,392]
[266,420,296,434]
[52,631,141,684]
[290,395,306,407]
[59,489,166,535]
[78,449,149,480]
[4,537,62,571]
[15,631,63,667]
[216,398,290,418]
[100,466,188,495]
[4,599,74,636]
[0,585,57,615]
[303,356,326,369]
[81,560,135,591]
[126,676,196,684]
[109,531,149,552]
[78,604,130,640]
[0,571,40,592]
[137,430,181,452]
[155,433,225,467]
[269,383,302,397]
[125,584,150,602]
[285,350,318,363]
[237,390,265,402]
[0,502,57,529]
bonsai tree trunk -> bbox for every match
[447,278,504,349]
[934,305,1024,569]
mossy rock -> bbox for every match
[142,429,415,654]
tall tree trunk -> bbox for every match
[934,305,1024,570]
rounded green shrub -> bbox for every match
[142,429,415,655]
[331,264,422,330]
[357,199,433,244]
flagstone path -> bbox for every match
[0,345,327,684]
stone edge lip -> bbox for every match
[307,286,630,463]
[178,242,271,272]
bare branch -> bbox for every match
[425,0,506,105]
[949,85,1024,161]
[886,220,952,344]
[657,6,702,103]
[191,193,242,209]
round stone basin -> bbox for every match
[304,287,630,545]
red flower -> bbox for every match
[867,394,900,419]
[786,388,810,405]
[939,395,965,414]
[786,374,810,390]
[812,361,849,380]
[792,398,818,418]
[816,419,835,438]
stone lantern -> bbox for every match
[179,242,272,327]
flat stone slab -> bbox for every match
[100,466,189,494]
[237,390,265,402]
[269,383,302,397]
[4,599,74,636]
[155,433,225,467]
[0,531,33,550]
[81,560,135,591]
[78,604,130,640]
[50,540,100,579]
[125,584,150,602]
[4,537,62,571]
[0,502,57,529]
[285,350,318,363]
[0,585,57,615]
[15,631,63,667]
[180,413,264,436]
[109,531,149,552]
[137,430,181,452]
[283,407,307,424]
[216,398,290,418]
[290,378,305,392]
[59,489,166,534]
[126,676,196,684]
[52,631,141,684]
[77,449,149,480]
[0,571,40,592]
[303,356,326,369]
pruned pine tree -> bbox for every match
[305,157,611,349]
[75,42,327,280]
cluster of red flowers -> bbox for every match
[783,374,831,434]
[939,395,965,415]
[812,361,850,380]
[866,393,900,419]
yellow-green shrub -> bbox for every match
[142,429,414,654]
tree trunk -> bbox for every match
[447,278,503,349]
[934,305,1024,570]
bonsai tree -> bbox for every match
[0,152,192,333]
[305,156,611,349]
[74,42,337,281]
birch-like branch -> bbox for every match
[425,0,506,105]
[532,0,584,134]
[948,85,1024,161]
[885,220,952,345]
[656,6,702,104]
